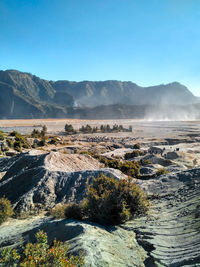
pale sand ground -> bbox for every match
[1,119,200,139]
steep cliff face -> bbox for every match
[0,70,55,102]
[0,82,14,118]
[0,81,46,119]
[0,70,75,118]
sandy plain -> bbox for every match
[1,118,200,139]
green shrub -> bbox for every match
[0,197,14,225]
[133,143,141,149]
[52,175,149,226]
[120,161,141,177]
[50,204,68,219]
[0,230,84,267]
[14,141,22,152]
[41,125,47,136]
[0,247,20,266]
[80,151,93,157]
[107,159,121,169]
[83,175,149,225]
[140,159,152,166]
[0,131,5,141]
[65,203,84,220]
[51,203,84,221]
[10,131,30,150]
[22,142,30,149]
[156,168,168,176]
[10,131,22,139]
[3,146,9,152]
[6,138,14,148]
[124,150,144,159]
[31,126,47,139]
[94,155,109,165]
[65,124,76,135]
[31,129,41,138]
[94,155,141,178]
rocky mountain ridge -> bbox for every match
[53,80,196,107]
[0,69,198,119]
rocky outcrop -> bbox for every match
[0,151,124,214]
[0,216,147,267]
[0,165,199,266]
[0,146,200,266]
[143,154,173,167]
[130,168,200,266]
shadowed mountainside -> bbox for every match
[0,69,199,119]
[0,70,74,119]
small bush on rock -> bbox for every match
[50,176,148,226]
[65,203,84,220]
[140,159,152,166]
[6,138,14,148]
[0,230,84,267]
[50,203,84,220]
[124,150,144,159]
[156,168,168,176]
[0,197,14,225]
[0,131,5,141]
[14,141,22,152]
[83,174,149,225]
[120,161,141,177]
[133,143,141,149]
[50,204,68,219]
[95,155,141,178]
[80,151,93,157]
[10,131,30,151]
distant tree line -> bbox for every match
[65,124,132,135]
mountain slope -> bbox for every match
[0,69,198,119]
[53,80,196,107]
[0,70,74,118]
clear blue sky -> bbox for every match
[0,0,200,96]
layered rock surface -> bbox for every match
[129,168,200,266]
[0,216,147,267]
[0,151,199,266]
[0,151,123,214]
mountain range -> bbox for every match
[0,69,199,119]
